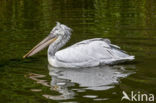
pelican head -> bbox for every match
[23,22,72,58]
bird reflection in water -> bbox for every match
[28,65,135,101]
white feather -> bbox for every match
[48,38,134,68]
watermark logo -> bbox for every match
[121,91,154,102]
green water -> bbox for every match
[0,0,156,103]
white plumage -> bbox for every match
[48,38,134,68]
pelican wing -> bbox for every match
[55,38,131,65]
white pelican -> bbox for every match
[23,22,135,68]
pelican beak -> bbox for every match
[23,35,57,58]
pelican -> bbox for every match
[23,22,134,68]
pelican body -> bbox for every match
[23,22,134,68]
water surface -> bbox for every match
[0,0,156,103]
